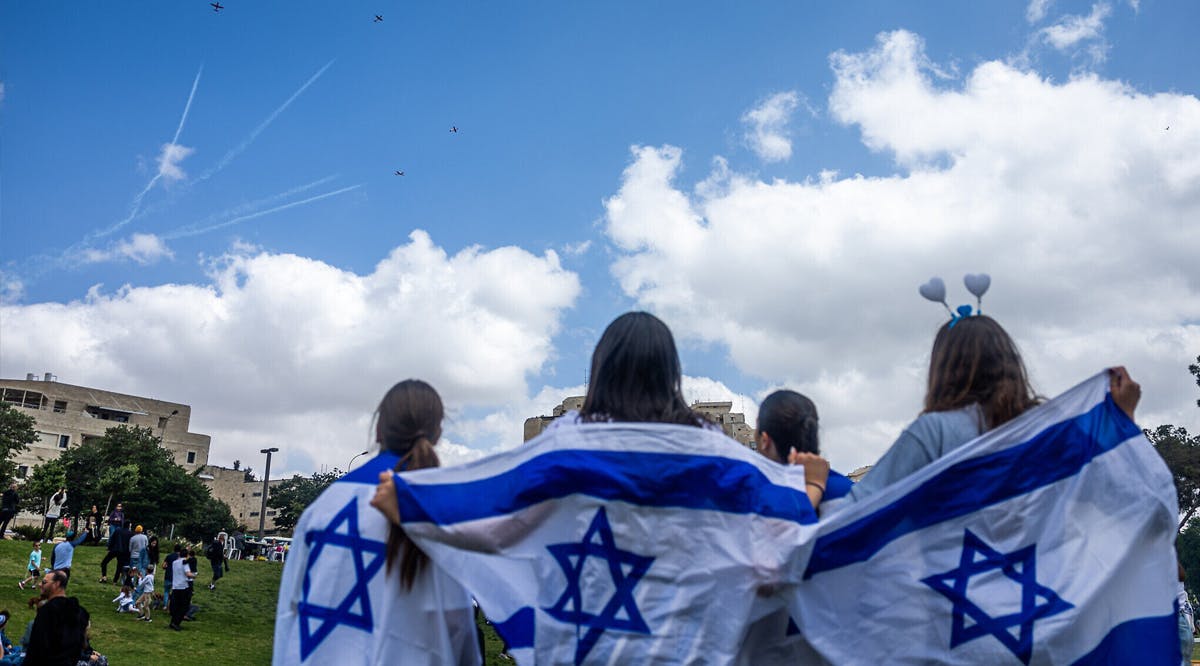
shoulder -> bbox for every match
[904,405,984,454]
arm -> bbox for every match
[1109,366,1141,420]
[71,531,88,547]
[787,452,831,507]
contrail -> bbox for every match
[196,59,335,182]
[164,183,361,239]
[166,175,339,236]
[97,64,204,238]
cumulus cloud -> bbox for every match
[602,29,1200,471]
[0,231,581,476]
[1026,0,1054,23]
[741,92,804,163]
[82,233,174,265]
[1039,2,1111,64]
[155,142,195,182]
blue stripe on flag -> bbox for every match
[493,607,535,649]
[804,395,1140,578]
[394,450,818,526]
[340,452,400,485]
[1069,612,1180,665]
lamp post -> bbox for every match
[158,408,179,441]
[347,450,369,472]
[258,447,279,539]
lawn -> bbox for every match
[0,538,511,665]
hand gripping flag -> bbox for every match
[391,421,822,664]
[792,371,1180,664]
[273,453,481,666]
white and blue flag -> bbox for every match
[273,453,481,666]
[393,421,821,664]
[793,371,1180,664]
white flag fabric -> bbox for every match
[273,452,481,666]
[794,371,1180,664]
[392,421,821,664]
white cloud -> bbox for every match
[602,29,1200,472]
[156,142,195,182]
[561,240,592,257]
[82,233,175,265]
[1026,0,1054,23]
[0,231,581,476]
[1039,2,1111,64]
[742,92,803,163]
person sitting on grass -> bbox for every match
[18,541,42,591]
[23,569,89,665]
[0,609,22,665]
[111,586,135,614]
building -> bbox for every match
[199,464,285,533]
[523,396,755,447]
[0,373,211,478]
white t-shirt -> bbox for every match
[171,557,193,590]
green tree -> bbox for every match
[0,403,37,484]
[19,457,67,514]
[177,495,237,543]
[266,470,341,532]
[1149,355,1200,532]
[98,463,140,520]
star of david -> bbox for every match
[297,497,387,660]
[543,507,655,665]
[922,529,1073,665]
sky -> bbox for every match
[1,0,1198,478]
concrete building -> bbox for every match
[523,396,755,447]
[0,374,211,478]
[199,464,284,533]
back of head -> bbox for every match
[756,390,820,462]
[925,315,1038,429]
[377,379,444,589]
[581,312,703,427]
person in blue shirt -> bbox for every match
[51,529,90,580]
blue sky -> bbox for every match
[2,1,1198,475]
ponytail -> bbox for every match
[756,390,820,462]
[386,436,440,590]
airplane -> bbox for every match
[374,15,383,22]
[211,2,224,11]
[449,126,459,133]
[394,170,404,176]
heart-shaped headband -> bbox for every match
[919,274,991,328]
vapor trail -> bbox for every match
[98,65,204,238]
[164,183,361,239]
[196,59,335,182]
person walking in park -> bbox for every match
[0,483,19,539]
[106,503,124,541]
[18,541,42,590]
[133,564,155,622]
[83,505,101,545]
[205,535,227,591]
[41,489,66,541]
[167,552,195,631]
[97,524,130,584]
[162,544,181,610]
[128,526,148,575]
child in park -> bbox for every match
[134,565,155,622]
[112,585,136,614]
[17,542,41,590]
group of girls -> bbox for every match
[282,310,1142,664]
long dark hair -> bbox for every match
[924,315,1039,430]
[580,312,706,427]
[378,379,443,590]
[756,390,819,463]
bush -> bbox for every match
[11,524,43,541]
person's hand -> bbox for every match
[788,451,830,485]
[370,471,402,526]
[1109,366,1141,420]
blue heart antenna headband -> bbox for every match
[919,274,991,328]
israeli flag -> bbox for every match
[393,421,821,664]
[793,371,1180,664]
[273,453,481,666]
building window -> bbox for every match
[16,465,28,479]
[239,513,243,518]
[2,389,44,410]
[58,435,70,449]
[250,512,260,517]
[53,400,68,413]
[267,510,276,516]
[186,451,196,464]
[252,491,262,497]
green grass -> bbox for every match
[0,539,513,665]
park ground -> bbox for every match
[0,538,510,665]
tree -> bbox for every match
[1149,355,1200,532]
[243,467,257,482]
[232,459,241,471]
[0,403,36,484]
[266,470,341,532]
[98,464,140,521]
[177,495,237,543]
[19,458,67,515]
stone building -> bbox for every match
[0,373,211,478]
[523,396,755,447]
[199,464,284,533]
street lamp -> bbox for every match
[158,408,179,441]
[347,450,369,472]
[258,447,279,539]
